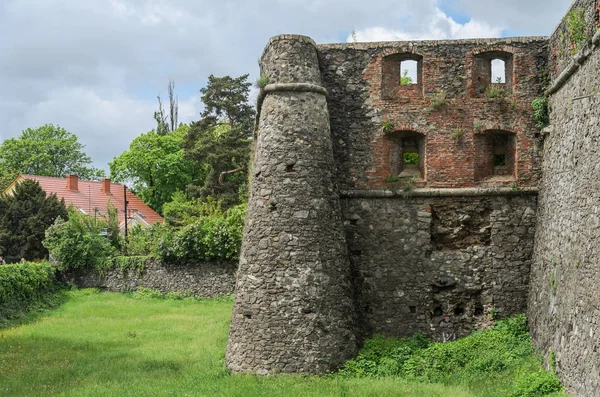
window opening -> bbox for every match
[400,60,418,85]
[399,137,421,178]
[491,59,506,83]
[493,135,508,171]
[474,131,516,181]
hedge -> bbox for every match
[0,262,58,323]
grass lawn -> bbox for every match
[0,289,566,397]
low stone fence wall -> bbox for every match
[63,260,237,298]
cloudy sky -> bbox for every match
[0,0,572,172]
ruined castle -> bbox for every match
[226,1,600,395]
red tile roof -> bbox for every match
[12,174,163,227]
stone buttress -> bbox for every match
[225,35,357,374]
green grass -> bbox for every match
[0,290,568,396]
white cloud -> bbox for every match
[0,0,573,172]
[348,8,503,42]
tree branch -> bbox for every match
[218,167,245,186]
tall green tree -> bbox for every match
[0,179,67,260]
[183,74,255,206]
[0,124,104,180]
[109,124,195,214]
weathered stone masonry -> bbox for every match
[63,260,237,298]
[528,1,600,396]
[227,31,547,375]
[227,1,600,388]
[343,192,537,342]
[226,36,358,374]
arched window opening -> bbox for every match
[400,137,421,177]
[472,51,513,97]
[491,59,506,84]
[400,60,418,85]
[382,53,423,98]
[385,131,426,180]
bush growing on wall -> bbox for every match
[158,203,246,263]
[0,261,58,323]
[44,205,118,270]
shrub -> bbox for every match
[256,75,270,89]
[429,90,446,111]
[532,97,550,130]
[0,261,59,322]
[44,206,115,270]
[125,222,170,257]
[158,203,246,263]
[163,193,224,227]
[566,8,587,54]
[510,371,563,397]
[381,120,395,133]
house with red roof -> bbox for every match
[2,174,163,230]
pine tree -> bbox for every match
[0,180,67,260]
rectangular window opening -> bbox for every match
[400,60,418,85]
[491,59,506,84]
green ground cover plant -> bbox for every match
[339,315,565,397]
[0,290,567,397]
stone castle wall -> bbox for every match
[63,260,237,298]
[226,0,600,383]
[343,191,537,341]
[528,1,600,395]
[226,32,547,375]
[226,35,358,375]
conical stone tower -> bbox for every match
[226,34,357,374]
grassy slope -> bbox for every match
[0,290,565,397]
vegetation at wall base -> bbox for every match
[339,315,565,397]
[44,205,121,271]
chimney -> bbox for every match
[101,178,111,195]
[66,174,79,192]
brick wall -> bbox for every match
[318,38,547,190]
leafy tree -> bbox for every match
[163,192,224,227]
[109,124,195,214]
[0,179,67,260]
[0,168,18,192]
[183,74,255,207]
[0,124,104,180]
